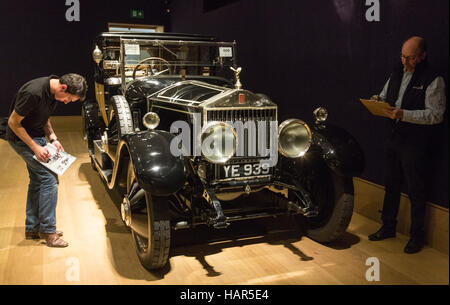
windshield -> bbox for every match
[120,39,236,82]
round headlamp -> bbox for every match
[313,107,328,123]
[142,112,160,130]
[201,122,237,164]
[278,119,312,158]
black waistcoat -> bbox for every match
[385,60,439,149]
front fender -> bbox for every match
[309,123,365,177]
[121,130,186,196]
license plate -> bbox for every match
[220,163,272,179]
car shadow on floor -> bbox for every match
[79,162,161,281]
[168,218,313,277]
[79,162,361,281]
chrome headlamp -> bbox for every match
[142,112,160,130]
[278,119,312,158]
[201,122,237,164]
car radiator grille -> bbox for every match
[205,108,277,159]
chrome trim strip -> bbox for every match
[204,106,278,111]
[152,104,192,114]
[213,175,272,183]
[151,98,203,109]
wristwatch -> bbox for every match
[50,138,58,144]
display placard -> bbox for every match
[124,44,140,55]
[219,47,233,57]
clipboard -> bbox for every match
[360,99,393,118]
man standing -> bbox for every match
[6,74,87,248]
[368,36,446,254]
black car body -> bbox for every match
[82,32,364,270]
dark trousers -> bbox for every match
[382,137,427,240]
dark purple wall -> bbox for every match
[169,0,449,207]
[0,0,447,207]
[0,0,170,116]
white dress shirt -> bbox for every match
[379,73,446,125]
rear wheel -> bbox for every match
[82,101,101,151]
[109,95,133,143]
[82,101,104,170]
[125,160,171,270]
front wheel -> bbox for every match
[125,160,171,270]
[290,153,354,243]
[304,173,354,243]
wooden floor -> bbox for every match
[0,127,448,285]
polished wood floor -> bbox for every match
[0,127,448,285]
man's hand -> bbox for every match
[383,107,404,120]
[33,145,51,162]
[52,140,64,153]
[371,95,383,101]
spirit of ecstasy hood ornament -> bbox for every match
[230,66,242,89]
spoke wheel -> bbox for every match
[125,160,171,270]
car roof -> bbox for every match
[95,32,217,43]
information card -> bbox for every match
[33,143,76,176]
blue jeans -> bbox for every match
[8,137,59,233]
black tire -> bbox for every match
[110,95,133,141]
[82,101,104,170]
[291,152,354,243]
[126,160,171,270]
[81,101,103,153]
[305,174,354,243]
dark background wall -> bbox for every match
[167,0,449,207]
[0,0,448,207]
[0,0,170,116]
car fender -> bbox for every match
[119,130,186,196]
[308,123,365,177]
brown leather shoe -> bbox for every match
[25,231,40,240]
[39,232,68,248]
[26,230,63,240]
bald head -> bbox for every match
[401,36,427,72]
[403,36,427,54]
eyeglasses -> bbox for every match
[400,54,417,61]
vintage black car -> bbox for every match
[82,32,364,270]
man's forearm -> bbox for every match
[43,119,57,141]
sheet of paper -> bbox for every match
[360,98,393,118]
[33,143,76,176]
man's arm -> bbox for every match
[401,76,446,125]
[43,119,63,152]
[8,110,50,161]
[43,119,57,142]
